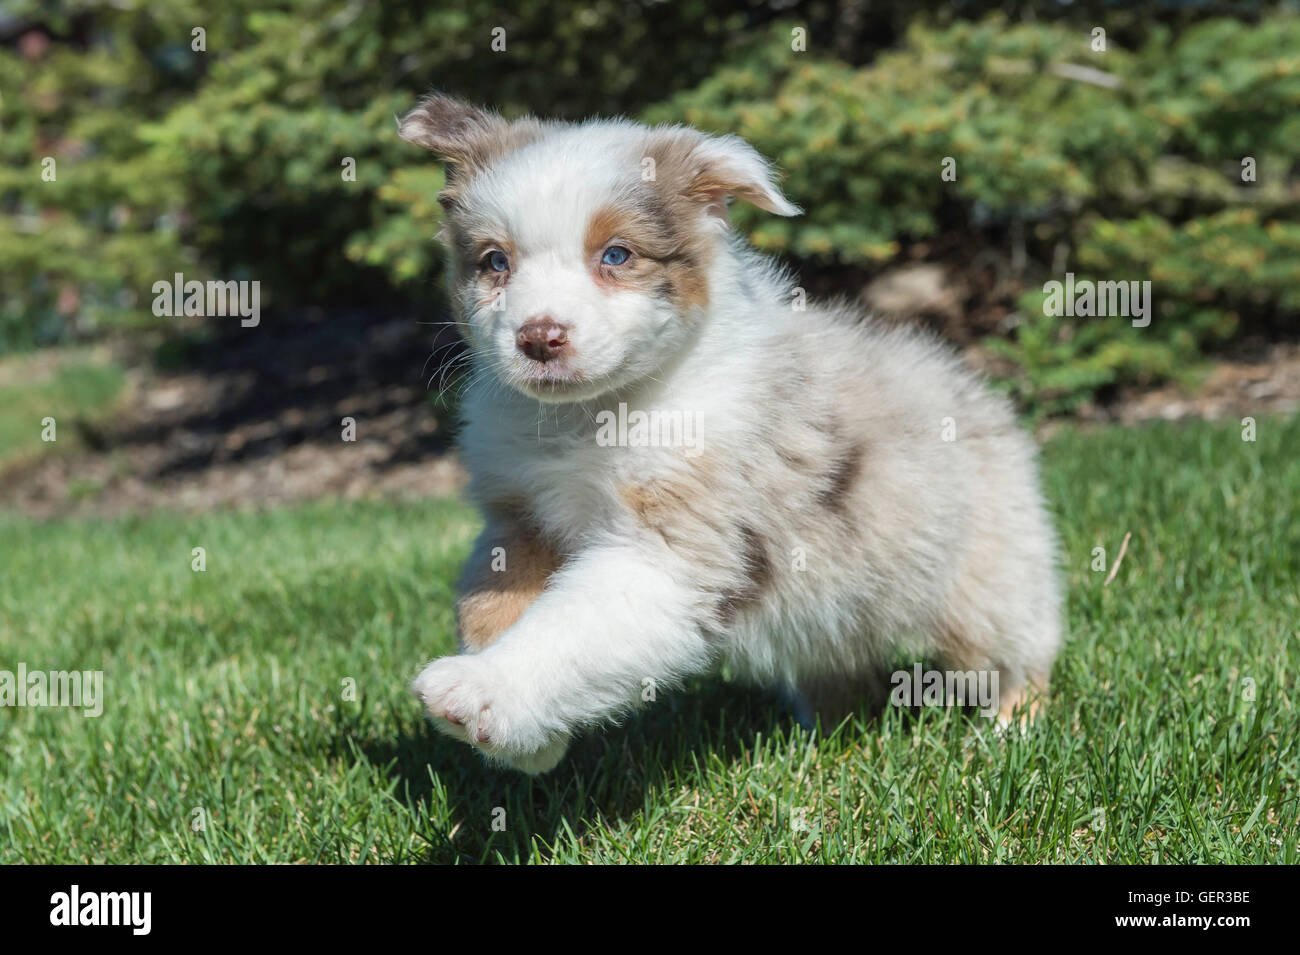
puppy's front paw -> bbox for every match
[411,654,490,744]
[411,654,568,774]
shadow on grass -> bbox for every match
[345,657,984,863]
[352,679,800,864]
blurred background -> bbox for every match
[1,0,1297,518]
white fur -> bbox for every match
[408,111,1063,772]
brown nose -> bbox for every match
[516,317,569,362]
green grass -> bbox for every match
[0,352,127,471]
[1,415,1297,863]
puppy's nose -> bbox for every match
[516,317,569,362]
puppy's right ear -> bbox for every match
[398,94,498,161]
[398,93,538,191]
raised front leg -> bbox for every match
[413,541,715,773]
[455,515,559,652]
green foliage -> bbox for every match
[650,15,1300,412]
[1,0,768,346]
[990,208,1300,414]
[1082,210,1300,315]
[3,4,1298,412]
[647,19,1157,260]
[0,1,230,347]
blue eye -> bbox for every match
[487,250,509,272]
[601,246,630,266]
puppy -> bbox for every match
[401,94,1062,774]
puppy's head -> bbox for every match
[399,94,799,403]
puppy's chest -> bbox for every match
[477,431,671,541]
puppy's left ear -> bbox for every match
[685,133,802,219]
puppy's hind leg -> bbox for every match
[933,523,1062,730]
[933,620,1056,731]
[993,670,1051,729]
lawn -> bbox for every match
[0,414,1297,863]
[0,349,127,473]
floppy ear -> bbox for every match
[398,94,499,160]
[680,132,801,219]
[397,93,541,195]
